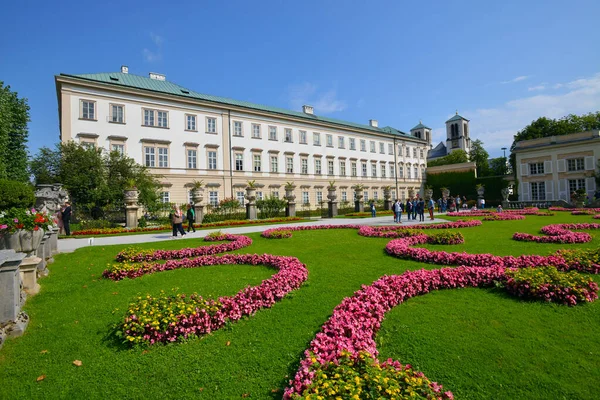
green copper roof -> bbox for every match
[59,72,417,139]
[446,113,469,123]
[411,122,431,130]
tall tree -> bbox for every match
[469,139,490,177]
[427,149,469,167]
[0,82,30,182]
[489,157,509,176]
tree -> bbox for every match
[29,142,161,217]
[0,82,30,182]
[469,139,490,177]
[509,112,600,174]
[427,150,469,167]
[489,157,509,176]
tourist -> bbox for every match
[428,197,435,220]
[441,197,447,213]
[462,196,468,210]
[456,195,461,212]
[412,197,418,220]
[481,198,486,209]
[55,205,65,235]
[186,203,196,233]
[61,202,72,236]
[395,199,404,223]
[370,201,376,218]
[406,198,413,220]
[171,205,186,238]
[417,197,425,221]
[497,204,503,213]
[437,197,442,213]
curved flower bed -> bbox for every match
[284,265,507,398]
[117,254,308,345]
[504,266,599,306]
[571,210,596,215]
[512,223,600,244]
[550,207,600,213]
[483,213,526,221]
[261,229,293,239]
[115,234,252,262]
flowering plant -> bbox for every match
[289,351,453,400]
[0,208,53,233]
[513,223,600,244]
[262,229,293,239]
[504,267,598,306]
[483,213,526,221]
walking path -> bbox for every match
[58,214,450,253]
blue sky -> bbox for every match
[2,0,600,158]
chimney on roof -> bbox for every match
[369,119,378,128]
[149,72,166,81]
[121,65,129,74]
[302,105,314,115]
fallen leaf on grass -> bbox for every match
[73,360,82,367]
[271,389,279,393]
[141,350,148,355]
[226,341,231,346]
[40,350,48,354]
[36,375,46,382]
[199,388,204,392]
[242,394,249,398]
[112,292,119,295]
[82,285,87,288]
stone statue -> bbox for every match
[35,184,69,214]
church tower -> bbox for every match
[445,112,471,155]
[410,120,432,147]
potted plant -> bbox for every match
[245,180,258,204]
[0,208,52,256]
[284,181,296,202]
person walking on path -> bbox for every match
[412,197,418,220]
[417,198,425,222]
[171,205,186,238]
[405,198,413,220]
[428,197,435,220]
[61,202,72,236]
[456,195,461,212]
[186,203,196,233]
[370,201,376,218]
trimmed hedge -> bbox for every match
[0,179,35,210]
[425,171,476,200]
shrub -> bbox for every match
[138,216,147,228]
[0,179,35,210]
[78,219,119,230]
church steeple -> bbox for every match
[445,112,471,155]
[410,120,432,146]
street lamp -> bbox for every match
[501,147,507,158]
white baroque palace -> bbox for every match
[514,130,600,202]
[55,67,430,207]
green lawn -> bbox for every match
[1,213,599,399]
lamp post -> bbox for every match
[501,147,507,159]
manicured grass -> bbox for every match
[0,213,599,399]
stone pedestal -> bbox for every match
[35,235,49,278]
[194,204,205,224]
[384,200,392,210]
[43,231,54,264]
[286,202,296,217]
[125,205,139,229]
[1,250,28,348]
[19,257,42,296]
[49,227,58,255]
[355,200,364,213]
[246,203,257,220]
[328,202,338,218]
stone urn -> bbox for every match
[124,189,139,206]
[354,186,364,212]
[192,188,205,204]
[0,229,45,257]
[476,186,485,197]
[284,186,296,202]
[327,187,337,202]
[408,189,416,199]
[441,188,450,198]
[354,187,364,201]
[425,188,434,200]
[245,187,256,204]
[383,187,392,201]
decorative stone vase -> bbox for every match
[192,188,204,204]
[408,189,416,199]
[383,187,391,201]
[425,188,434,200]
[476,186,485,197]
[441,188,450,198]
[245,187,256,204]
[354,188,364,201]
[124,189,139,206]
[327,187,337,202]
[1,229,44,257]
[284,187,296,202]
[501,188,509,202]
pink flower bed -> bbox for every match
[513,223,600,244]
[571,210,596,215]
[261,224,362,238]
[550,207,600,213]
[119,254,308,344]
[285,265,506,398]
[483,214,526,221]
[115,234,252,262]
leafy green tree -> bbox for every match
[489,157,509,176]
[0,82,30,182]
[469,139,490,177]
[29,146,62,184]
[256,195,286,218]
[427,149,469,167]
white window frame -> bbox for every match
[81,100,96,120]
[206,117,217,133]
[110,103,124,123]
[284,128,293,143]
[328,160,334,175]
[301,158,308,174]
[187,149,197,169]
[349,138,356,150]
[253,154,261,172]
[360,140,366,152]
[269,126,277,141]
[338,136,345,149]
[370,141,376,153]
[313,132,321,146]
[235,153,244,171]
[233,121,243,137]
[270,155,278,172]
[326,134,333,147]
[567,158,585,172]
[286,156,294,173]
[207,150,217,170]
[299,130,307,144]
[340,161,346,176]
[252,123,261,138]
[315,159,322,175]
[186,114,197,131]
[158,147,169,167]
[379,142,385,154]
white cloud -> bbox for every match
[464,72,600,156]
[142,32,164,63]
[528,85,545,91]
[287,82,346,114]
[501,75,529,84]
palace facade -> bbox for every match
[55,66,430,207]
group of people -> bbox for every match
[55,202,72,236]
[436,195,468,212]
[391,196,436,223]
[171,203,197,238]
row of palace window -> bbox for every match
[529,179,587,201]
[161,188,400,207]
[529,158,586,175]
[79,99,426,158]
